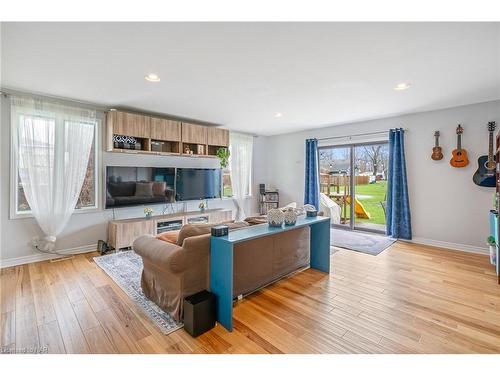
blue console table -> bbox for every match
[210,216,331,331]
[489,210,500,284]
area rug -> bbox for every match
[94,251,183,335]
[331,228,396,255]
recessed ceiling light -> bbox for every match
[274,112,283,118]
[145,73,160,82]
[394,82,411,91]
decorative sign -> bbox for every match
[113,135,137,144]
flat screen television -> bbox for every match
[105,166,176,209]
[175,168,222,201]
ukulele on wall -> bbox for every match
[449,124,469,168]
[431,131,443,160]
[472,121,497,187]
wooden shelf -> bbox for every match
[108,148,221,159]
[151,139,181,153]
[208,145,228,156]
[109,147,152,155]
[182,142,206,156]
[106,110,229,159]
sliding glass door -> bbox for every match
[319,141,389,233]
[353,143,389,232]
[319,146,351,228]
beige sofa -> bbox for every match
[133,222,310,321]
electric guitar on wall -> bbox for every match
[472,121,497,187]
[449,124,469,168]
[431,131,443,161]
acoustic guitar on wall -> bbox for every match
[472,121,496,187]
[431,131,443,161]
[450,124,469,168]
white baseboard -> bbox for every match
[0,244,97,268]
[408,237,489,255]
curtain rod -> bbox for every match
[0,88,109,111]
[317,128,408,141]
[0,88,226,129]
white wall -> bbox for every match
[2,94,498,265]
[265,100,500,252]
[0,96,267,265]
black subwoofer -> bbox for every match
[183,290,216,337]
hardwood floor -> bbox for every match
[1,241,499,354]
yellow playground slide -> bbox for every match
[346,196,371,219]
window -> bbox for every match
[75,133,96,209]
[222,144,233,197]
[222,167,233,197]
[222,144,252,198]
[225,133,253,198]
[11,99,99,217]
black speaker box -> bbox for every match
[211,225,229,237]
[306,209,318,217]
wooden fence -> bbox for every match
[320,174,370,186]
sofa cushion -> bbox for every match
[135,182,154,197]
[152,181,167,196]
[107,181,136,197]
[156,230,180,244]
[176,223,213,246]
[176,221,249,246]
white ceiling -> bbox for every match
[1,22,499,135]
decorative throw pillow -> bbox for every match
[244,216,268,225]
[152,181,166,196]
[135,182,153,197]
[156,230,180,244]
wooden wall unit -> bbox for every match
[208,127,230,147]
[207,127,229,156]
[108,208,232,249]
[106,109,229,157]
[181,122,208,145]
[150,117,181,142]
[113,111,151,138]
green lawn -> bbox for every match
[223,186,232,197]
[331,181,387,226]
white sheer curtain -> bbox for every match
[229,132,253,221]
[12,96,96,252]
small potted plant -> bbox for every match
[199,201,207,212]
[144,207,153,219]
[216,147,230,169]
[487,236,496,265]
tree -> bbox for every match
[362,145,383,176]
